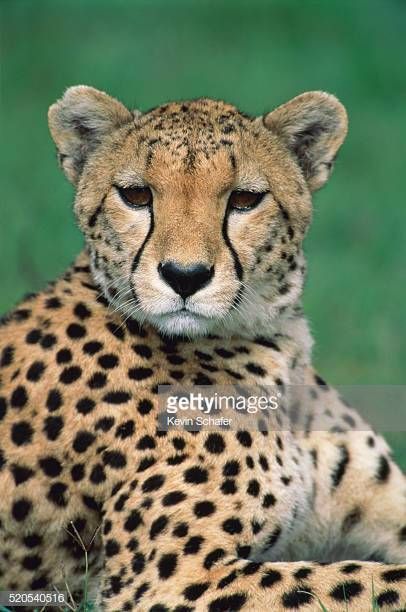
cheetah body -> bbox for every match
[0,87,405,611]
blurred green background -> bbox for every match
[1,0,405,465]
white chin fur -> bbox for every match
[149,311,216,338]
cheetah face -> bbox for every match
[49,87,347,337]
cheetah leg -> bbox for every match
[294,371,406,565]
[299,428,406,565]
[97,483,406,611]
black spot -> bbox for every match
[137,456,156,471]
[150,515,169,540]
[222,517,242,534]
[205,433,226,454]
[30,575,48,589]
[184,535,204,555]
[71,463,85,481]
[11,386,28,408]
[124,509,143,532]
[74,302,91,319]
[254,337,280,351]
[184,582,210,601]
[39,456,62,477]
[114,493,129,511]
[236,430,252,448]
[263,493,276,508]
[26,329,41,344]
[11,464,34,485]
[218,570,238,589]
[162,490,187,506]
[115,419,135,439]
[138,398,153,415]
[95,417,115,432]
[208,593,247,612]
[204,548,225,570]
[45,297,62,309]
[12,421,33,446]
[87,371,107,389]
[0,396,7,420]
[381,568,406,582]
[56,348,72,364]
[128,367,153,380]
[376,455,391,482]
[247,479,260,497]
[26,360,46,382]
[90,463,106,484]
[134,581,150,602]
[194,501,216,517]
[242,562,261,575]
[47,482,67,507]
[158,553,177,579]
[341,563,361,574]
[103,450,126,469]
[105,539,120,557]
[331,444,349,488]
[282,587,314,607]
[294,567,313,580]
[342,507,362,533]
[83,341,103,355]
[98,353,119,369]
[40,333,56,349]
[376,590,399,606]
[222,462,239,478]
[45,389,62,412]
[132,551,145,574]
[329,581,363,601]
[221,479,237,495]
[263,526,281,550]
[76,397,95,415]
[66,323,86,339]
[60,365,82,384]
[103,391,131,404]
[82,494,101,512]
[43,416,63,440]
[314,373,328,388]
[12,498,32,521]
[23,534,42,548]
[261,569,282,588]
[398,525,406,542]
[142,474,165,492]
[132,344,152,358]
[106,321,125,341]
[245,362,266,376]
[184,466,208,484]
[137,435,156,450]
[22,554,42,571]
[73,431,95,453]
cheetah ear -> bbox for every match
[263,91,348,191]
[48,85,134,185]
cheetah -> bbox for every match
[0,85,405,611]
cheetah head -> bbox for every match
[48,86,347,338]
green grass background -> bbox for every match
[1,0,405,466]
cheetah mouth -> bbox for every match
[167,307,211,321]
[149,307,216,337]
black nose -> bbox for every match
[158,261,214,300]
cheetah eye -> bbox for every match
[228,190,267,212]
[116,186,153,208]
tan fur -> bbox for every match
[0,87,404,610]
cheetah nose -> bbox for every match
[158,261,214,300]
